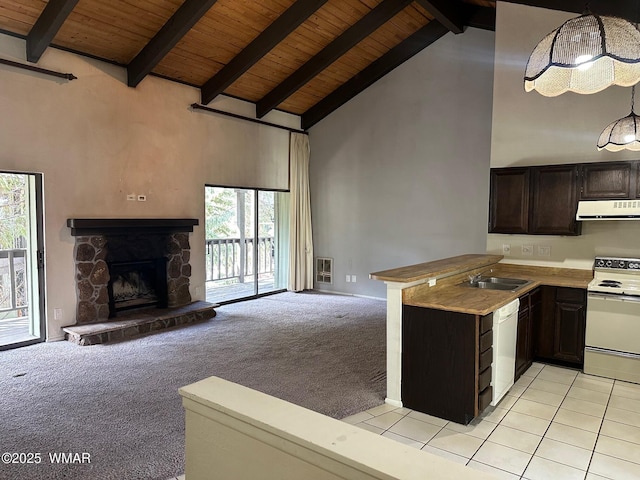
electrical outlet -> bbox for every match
[137,195,147,202]
[522,245,534,256]
[352,275,356,283]
[428,278,437,287]
[127,194,136,201]
[502,244,511,255]
[346,275,351,283]
[53,308,62,320]
[538,245,551,257]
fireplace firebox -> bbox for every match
[107,258,168,317]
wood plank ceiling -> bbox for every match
[0,0,635,129]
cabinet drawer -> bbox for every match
[479,347,493,371]
[478,386,493,413]
[556,287,586,303]
[480,330,493,352]
[479,366,491,392]
[480,314,493,334]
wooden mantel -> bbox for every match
[66,218,199,236]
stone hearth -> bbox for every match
[63,301,217,346]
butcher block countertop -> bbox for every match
[372,255,593,316]
[369,254,504,283]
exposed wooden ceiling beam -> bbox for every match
[465,5,496,31]
[301,20,449,130]
[26,0,79,63]
[127,0,218,88]
[200,0,329,106]
[256,0,414,119]
[414,0,464,34]
[502,0,639,19]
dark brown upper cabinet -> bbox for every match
[530,165,581,236]
[489,168,529,234]
[580,162,635,200]
[489,164,580,236]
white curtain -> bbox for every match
[288,132,314,292]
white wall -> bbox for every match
[488,2,640,268]
[308,28,496,298]
[0,33,297,340]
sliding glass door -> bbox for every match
[0,172,45,350]
[205,186,289,304]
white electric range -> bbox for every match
[584,257,640,384]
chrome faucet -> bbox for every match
[468,273,481,284]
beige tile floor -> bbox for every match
[343,363,640,480]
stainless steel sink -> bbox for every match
[459,276,532,291]
[478,277,529,285]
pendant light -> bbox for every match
[524,12,640,97]
[597,86,640,151]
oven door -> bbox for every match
[585,292,640,383]
[586,293,640,354]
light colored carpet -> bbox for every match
[0,291,386,480]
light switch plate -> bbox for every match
[502,244,511,255]
[522,245,533,256]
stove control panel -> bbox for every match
[594,257,640,270]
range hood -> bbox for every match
[576,200,640,220]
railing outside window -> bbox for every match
[205,237,274,282]
[0,249,28,316]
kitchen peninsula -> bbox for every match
[370,254,592,423]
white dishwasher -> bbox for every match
[491,298,519,406]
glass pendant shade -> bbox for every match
[525,14,640,97]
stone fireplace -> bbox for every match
[68,219,198,324]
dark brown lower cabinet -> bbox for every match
[402,306,492,425]
[535,286,586,367]
[515,288,541,381]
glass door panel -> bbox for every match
[205,186,289,304]
[204,187,255,303]
[0,172,44,350]
[241,188,256,298]
[258,191,289,294]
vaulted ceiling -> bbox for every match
[0,0,636,129]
